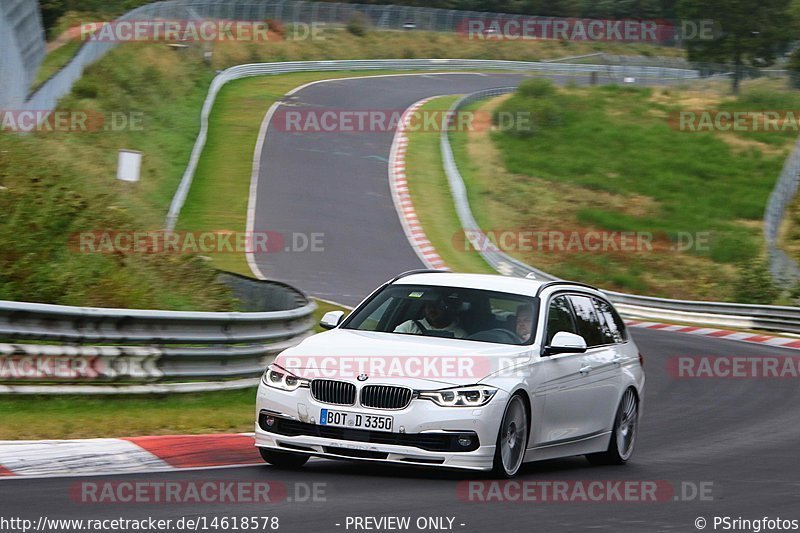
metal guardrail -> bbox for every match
[0,276,316,393]
[0,0,43,110]
[165,58,701,230]
[441,88,800,333]
[25,1,201,113]
[764,138,800,286]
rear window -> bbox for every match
[545,295,577,345]
[567,295,606,347]
[594,298,627,344]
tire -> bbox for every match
[491,394,529,478]
[587,388,639,466]
[259,447,309,469]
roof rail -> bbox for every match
[389,269,448,283]
[535,280,602,297]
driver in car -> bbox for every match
[394,297,466,338]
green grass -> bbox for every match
[0,43,234,310]
[402,96,494,274]
[494,83,791,245]
[441,78,799,301]
[449,99,499,233]
[0,388,258,440]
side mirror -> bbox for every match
[543,331,587,356]
[319,310,345,330]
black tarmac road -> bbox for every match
[251,73,531,305]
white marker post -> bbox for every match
[117,149,142,183]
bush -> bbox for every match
[517,78,557,99]
[493,79,564,138]
[72,77,99,99]
[732,258,780,304]
[346,12,370,37]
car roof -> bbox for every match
[390,272,544,297]
[392,271,605,299]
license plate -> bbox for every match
[319,409,393,432]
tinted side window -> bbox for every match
[594,298,626,343]
[568,295,605,347]
[545,295,577,344]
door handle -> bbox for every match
[579,365,593,375]
[612,356,623,366]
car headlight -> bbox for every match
[417,385,497,407]
[262,364,310,391]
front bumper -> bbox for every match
[254,383,508,471]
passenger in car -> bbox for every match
[515,303,534,343]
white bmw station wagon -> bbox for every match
[255,270,644,477]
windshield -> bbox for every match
[342,285,539,345]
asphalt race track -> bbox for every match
[251,72,530,305]
[2,73,799,532]
[4,328,800,531]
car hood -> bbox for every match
[273,328,533,387]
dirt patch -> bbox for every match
[717,133,790,156]
[649,88,729,109]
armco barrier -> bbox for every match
[764,138,800,286]
[0,277,316,394]
[440,87,800,333]
[24,1,201,113]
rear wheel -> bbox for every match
[587,388,638,466]
[491,394,529,478]
[259,448,309,469]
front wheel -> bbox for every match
[491,394,529,478]
[259,448,309,469]
[587,388,638,466]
